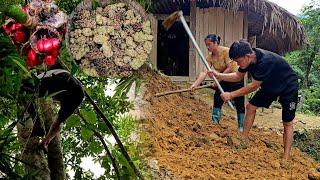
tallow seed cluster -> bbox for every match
[69,3,153,77]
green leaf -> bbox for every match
[66,115,81,129]
[10,57,31,77]
[101,156,111,173]
[80,109,97,125]
[92,0,99,10]
[43,90,67,99]
[88,141,103,154]
[80,127,94,140]
[98,121,108,132]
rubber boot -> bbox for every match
[237,113,245,132]
[212,108,221,124]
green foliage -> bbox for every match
[5,5,28,23]
[294,129,320,162]
[0,0,24,15]
[0,34,32,100]
[55,0,82,14]
[300,1,320,46]
[300,85,320,115]
[285,1,320,115]
[135,0,152,12]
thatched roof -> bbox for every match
[151,0,307,54]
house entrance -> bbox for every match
[157,20,189,76]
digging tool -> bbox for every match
[162,11,235,110]
[155,83,214,97]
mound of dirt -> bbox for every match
[139,68,319,179]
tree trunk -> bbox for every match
[17,98,66,180]
[17,110,51,180]
[303,45,317,89]
[39,99,66,180]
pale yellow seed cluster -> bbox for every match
[70,3,153,77]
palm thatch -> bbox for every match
[151,0,307,54]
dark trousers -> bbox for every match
[20,72,84,135]
[213,81,245,114]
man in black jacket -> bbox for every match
[208,40,298,160]
[22,68,84,152]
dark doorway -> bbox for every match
[157,20,189,76]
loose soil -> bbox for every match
[139,68,320,179]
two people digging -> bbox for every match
[190,34,245,131]
[192,37,298,160]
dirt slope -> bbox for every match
[140,68,319,179]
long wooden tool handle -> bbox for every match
[178,11,235,110]
[155,84,213,97]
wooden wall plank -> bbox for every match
[189,1,197,81]
[196,8,205,75]
[203,8,209,56]
[195,7,201,78]
[200,8,207,74]
[243,11,248,40]
[232,11,244,41]
[216,8,225,45]
[208,8,217,35]
[224,10,233,47]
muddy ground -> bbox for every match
[138,68,320,179]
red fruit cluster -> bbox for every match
[2,22,27,43]
[26,37,61,67]
[37,37,60,66]
[2,4,65,69]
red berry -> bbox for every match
[50,49,60,57]
[45,55,56,66]
[26,58,37,67]
[11,23,24,31]
[51,38,60,50]
[2,24,11,34]
[36,39,45,52]
[26,49,38,67]
[14,31,26,43]
[43,39,53,53]
[27,49,37,61]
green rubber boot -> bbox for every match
[237,113,245,132]
[212,108,221,124]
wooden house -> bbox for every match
[148,0,306,81]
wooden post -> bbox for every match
[149,14,158,69]
[189,1,197,81]
[248,36,256,108]
[243,13,249,106]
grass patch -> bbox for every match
[294,129,320,162]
